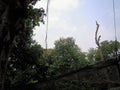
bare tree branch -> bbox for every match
[95,21,104,61]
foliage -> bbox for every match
[0,0,46,90]
[101,40,120,59]
[87,48,97,65]
[48,37,87,76]
[8,43,48,89]
[0,0,119,90]
[87,40,120,62]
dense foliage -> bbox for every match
[0,0,120,90]
[87,40,120,62]
[48,37,87,77]
[0,0,45,90]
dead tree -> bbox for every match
[95,22,111,88]
[95,21,104,61]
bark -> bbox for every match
[0,4,9,90]
[0,0,27,90]
[95,21,104,61]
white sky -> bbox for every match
[33,0,120,52]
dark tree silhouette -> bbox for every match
[0,0,45,90]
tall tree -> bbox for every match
[49,37,87,76]
[0,0,45,90]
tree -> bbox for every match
[87,40,120,62]
[95,21,104,61]
[49,37,87,76]
[8,43,48,90]
[101,40,120,60]
[87,48,97,65]
[0,0,45,90]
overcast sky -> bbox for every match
[33,0,120,52]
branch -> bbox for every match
[95,21,104,61]
[95,21,100,47]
